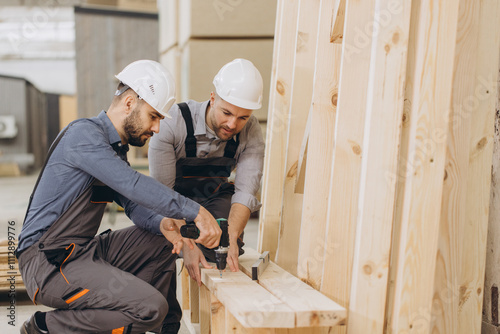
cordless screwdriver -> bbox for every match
[180,218,229,277]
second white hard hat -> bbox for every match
[115,60,176,118]
[213,58,263,110]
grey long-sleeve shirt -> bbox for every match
[148,100,265,213]
[17,111,200,253]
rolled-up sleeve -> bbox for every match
[232,118,265,212]
[63,120,200,223]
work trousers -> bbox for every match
[18,226,181,334]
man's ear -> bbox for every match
[123,94,135,115]
[209,92,215,106]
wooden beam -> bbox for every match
[239,248,346,328]
[346,0,412,332]
[190,277,199,323]
[258,0,299,261]
[200,284,211,334]
[274,0,321,274]
[319,0,376,326]
[211,292,225,334]
[201,268,295,328]
[296,0,342,290]
[458,1,500,332]
[430,0,480,332]
[330,0,346,43]
[388,0,461,331]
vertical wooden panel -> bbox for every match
[389,0,460,332]
[459,1,500,332]
[200,284,211,334]
[274,0,321,274]
[210,292,225,334]
[190,277,200,323]
[431,0,480,332]
[346,1,412,333]
[319,1,376,332]
[258,0,300,260]
[296,0,342,290]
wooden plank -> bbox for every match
[190,276,200,323]
[296,0,342,290]
[274,0,321,274]
[430,0,480,332]
[388,0,461,331]
[239,248,346,328]
[330,0,346,43]
[479,2,500,328]
[319,1,376,331]
[201,268,295,328]
[258,0,299,260]
[182,263,190,311]
[346,0,412,333]
[211,292,225,334]
[200,283,211,334]
[458,1,500,332]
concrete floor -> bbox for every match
[0,173,259,333]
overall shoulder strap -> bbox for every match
[178,103,197,157]
[22,121,76,224]
[224,133,240,158]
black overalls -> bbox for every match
[17,121,181,334]
[174,103,244,261]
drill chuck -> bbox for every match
[215,247,228,271]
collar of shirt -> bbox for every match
[193,100,236,143]
[97,110,129,154]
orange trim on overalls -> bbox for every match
[60,243,76,284]
[32,288,39,305]
[111,327,124,334]
[65,289,89,304]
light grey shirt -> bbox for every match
[148,100,265,212]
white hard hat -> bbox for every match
[213,58,263,110]
[115,60,176,118]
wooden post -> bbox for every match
[258,0,300,261]
[346,0,412,332]
[200,284,211,334]
[296,0,342,290]
[182,264,190,311]
[274,0,321,274]
[190,277,200,323]
[211,292,225,334]
[388,0,460,332]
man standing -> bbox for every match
[17,60,221,334]
[148,58,265,285]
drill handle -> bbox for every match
[180,222,200,239]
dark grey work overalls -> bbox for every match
[17,121,181,334]
[174,103,244,261]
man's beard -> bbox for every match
[123,108,153,147]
